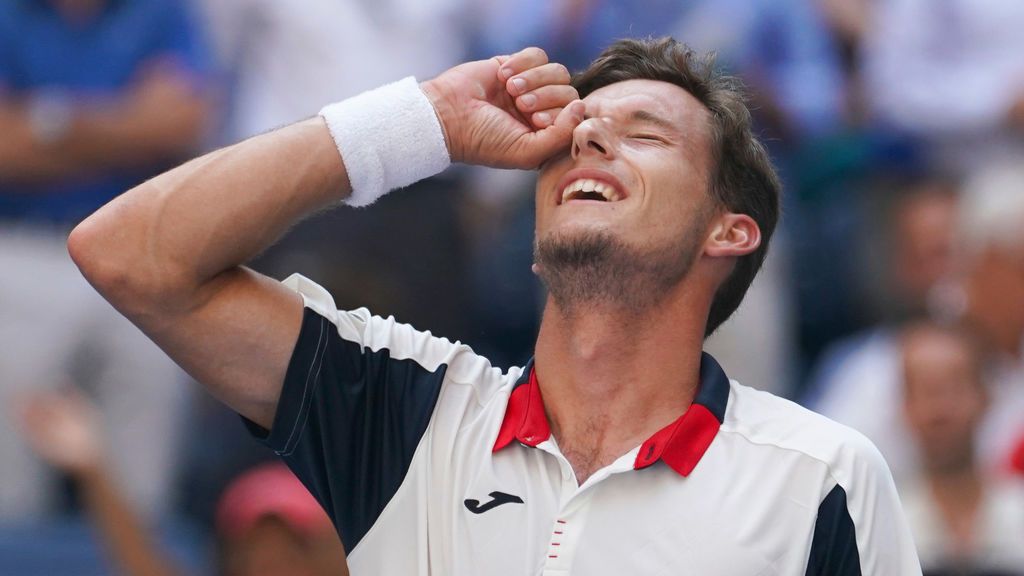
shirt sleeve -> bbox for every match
[243,274,469,553]
[804,432,923,575]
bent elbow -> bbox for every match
[69,196,197,320]
[68,210,133,301]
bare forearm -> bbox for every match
[73,117,348,301]
[0,103,80,183]
[76,466,181,576]
[0,95,210,186]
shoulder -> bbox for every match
[285,273,510,399]
[721,381,892,485]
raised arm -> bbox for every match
[68,48,582,429]
[17,390,182,576]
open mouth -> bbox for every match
[559,178,624,204]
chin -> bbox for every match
[540,218,617,243]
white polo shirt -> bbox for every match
[247,275,922,575]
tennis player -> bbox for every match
[69,38,921,574]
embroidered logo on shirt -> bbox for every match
[464,491,524,514]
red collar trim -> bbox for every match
[493,362,725,477]
[493,367,550,451]
[632,403,719,476]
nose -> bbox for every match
[571,117,614,160]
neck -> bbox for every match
[925,463,983,555]
[927,464,980,498]
[534,284,710,483]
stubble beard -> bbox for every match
[534,225,704,317]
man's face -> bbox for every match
[891,189,957,310]
[533,79,717,309]
[902,329,986,473]
[970,246,1024,345]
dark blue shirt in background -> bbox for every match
[0,0,211,225]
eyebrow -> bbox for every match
[629,110,677,132]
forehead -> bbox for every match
[581,79,711,134]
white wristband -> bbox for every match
[319,77,451,207]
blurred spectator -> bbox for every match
[807,177,960,479]
[898,322,1024,575]
[810,161,1024,482]
[216,464,347,576]
[18,389,182,576]
[954,164,1024,478]
[16,389,348,576]
[861,0,1024,171]
[0,0,213,520]
[883,181,960,319]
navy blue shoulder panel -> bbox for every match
[805,484,862,576]
[246,307,447,553]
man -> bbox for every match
[0,0,211,519]
[808,179,960,481]
[812,163,1024,483]
[897,322,1024,574]
[69,38,920,574]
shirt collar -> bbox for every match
[492,353,731,477]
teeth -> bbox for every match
[560,178,620,203]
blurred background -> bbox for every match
[1,0,1024,574]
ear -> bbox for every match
[704,213,761,258]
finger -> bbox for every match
[506,62,572,97]
[497,47,549,81]
[532,108,560,129]
[517,100,585,167]
[516,85,578,117]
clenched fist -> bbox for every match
[421,47,585,170]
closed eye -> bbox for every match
[630,134,667,143]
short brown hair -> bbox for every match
[572,37,781,336]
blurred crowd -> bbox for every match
[1,0,1023,574]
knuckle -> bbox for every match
[526,46,547,62]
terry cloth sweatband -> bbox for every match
[319,77,451,207]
